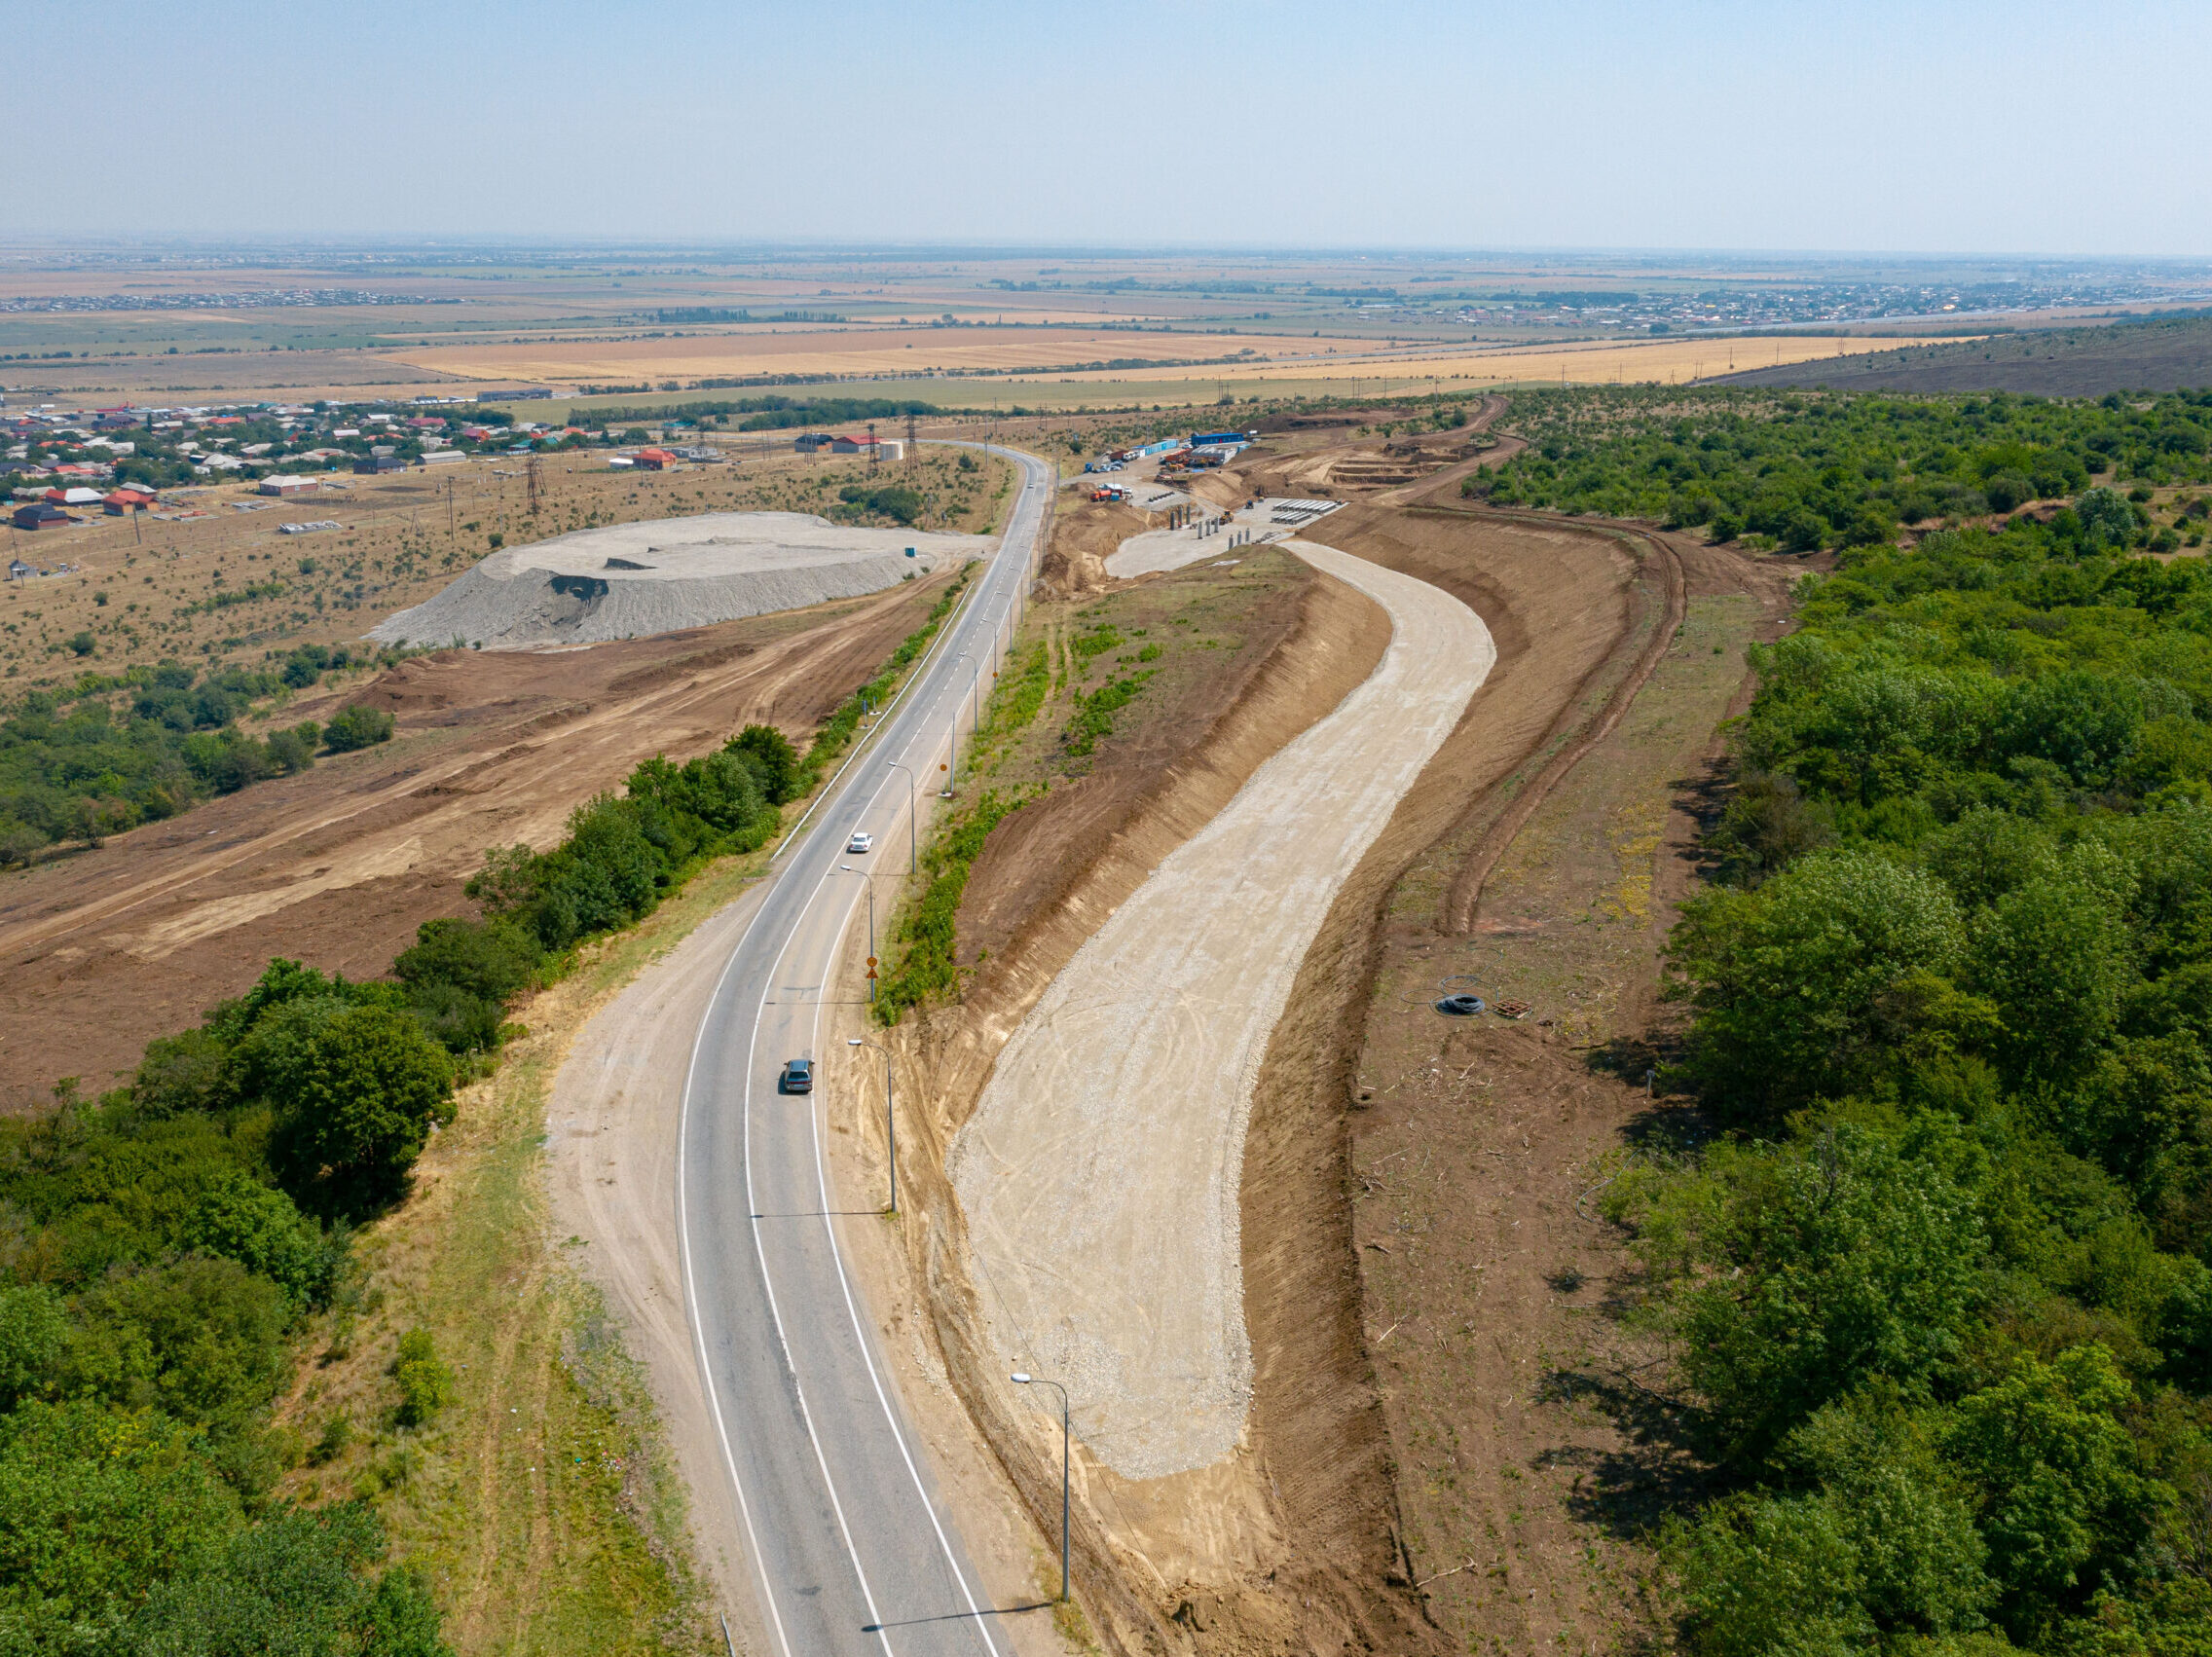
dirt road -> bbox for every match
[948,539,1494,1480]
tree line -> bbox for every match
[0,645,403,862]
[0,716,806,1649]
[1467,386,2212,554]
[1508,387,2212,1655]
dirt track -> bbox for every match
[0,577,952,1110]
[949,542,1493,1481]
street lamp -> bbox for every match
[846,1038,896,1212]
[1011,1372,1070,1602]
[884,759,917,875]
[836,865,874,1003]
[950,651,975,793]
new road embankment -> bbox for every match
[949,539,1495,1480]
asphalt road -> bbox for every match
[678,444,1051,1657]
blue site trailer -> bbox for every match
[1190,429,1257,448]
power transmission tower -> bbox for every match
[867,421,879,474]
[526,455,542,516]
[904,410,918,469]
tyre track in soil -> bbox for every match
[1407,506,1690,933]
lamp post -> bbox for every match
[884,759,916,875]
[1011,1372,1070,1602]
[846,1038,896,1212]
[837,865,874,1003]
[951,651,975,792]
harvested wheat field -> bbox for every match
[385,326,1336,387]
[1020,330,1984,389]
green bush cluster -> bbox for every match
[391,1332,454,1429]
[874,790,1023,1018]
[322,704,393,754]
[0,999,461,1647]
[465,726,795,955]
[0,647,391,860]
[1467,387,2212,552]
[1603,469,2212,1650]
[835,482,924,525]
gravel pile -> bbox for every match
[369,512,991,650]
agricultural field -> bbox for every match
[1715,309,2212,395]
[8,243,2170,412]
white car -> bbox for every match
[846,831,874,854]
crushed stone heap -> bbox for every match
[369,512,991,650]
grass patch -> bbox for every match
[873,789,1026,1019]
[798,565,974,790]
[1062,670,1154,758]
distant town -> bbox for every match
[2,392,746,535]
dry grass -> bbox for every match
[7,448,1014,687]
[383,327,1342,387]
[1028,332,1986,389]
[273,843,792,1655]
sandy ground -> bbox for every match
[948,542,1493,1481]
[0,577,950,1111]
[1103,498,1325,580]
[370,510,988,649]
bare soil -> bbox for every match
[0,574,954,1111]
[1340,529,1797,1656]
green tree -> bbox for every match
[65,1256,290,1428]
[392,917,539,1004]
[322,704,394,754]
[126,1502,455,1656]
[1672,851,1970,1111]
[253,1004,456,1213]
[1671,1492,1872,1657]
[1663,1125,1986,1465]
[732,723,801,804]
[1945,1345,2165,1638]
[186,1170,337,1307]
[0,1284,67,1410]
[0,1399,240,1642]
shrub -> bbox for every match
[393,1330,456,1427]
[323,704,394,753]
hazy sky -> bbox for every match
[14,0,2209,256]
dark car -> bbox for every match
[779,1057,814,1094]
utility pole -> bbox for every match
[838,866,876,1003]
[1011,1373,1071,1602]
[885,759,917,874]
